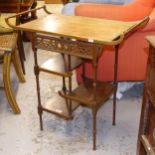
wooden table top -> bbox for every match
[15,13,149,45]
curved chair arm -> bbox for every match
[5,5,52,29]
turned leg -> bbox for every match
[3,51,20,114]
[33,49,43,130]
[35,63,43,130]
[35,64,43,130]
[92,107,97,150]
[92,52,98,150]
[113,45,119,125]
[12,49,25,83]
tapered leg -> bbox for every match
[35,65,43,130]
[12,49,25,83]
[92,108,97,150]
[3,52,20,114]
[113,45,119,125]
[61,54,69,112]
[33,49,43,130]
[113,86,117,125]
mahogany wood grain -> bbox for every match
[16,13,149,45]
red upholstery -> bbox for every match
[75,0,155,21]
[75,0,155,82]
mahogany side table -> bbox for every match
[7,6,149,150]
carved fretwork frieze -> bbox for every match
[34,34,103,60]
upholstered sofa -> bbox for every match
[62,0,130,15]
[68,0,155,84]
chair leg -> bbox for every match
[3,52,20,114]
[92,108,97,150]
[17,31,26,74]
[12,50,25,83]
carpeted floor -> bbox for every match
[0,2,144,155]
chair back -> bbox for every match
[0,0,21,13]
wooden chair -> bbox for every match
[0,33,25,113]
[0,0,37,75]
[0,0,26,113]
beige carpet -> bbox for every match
[0,2,143,155]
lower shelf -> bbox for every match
[59,78,115,109]
[42,93,80,120]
